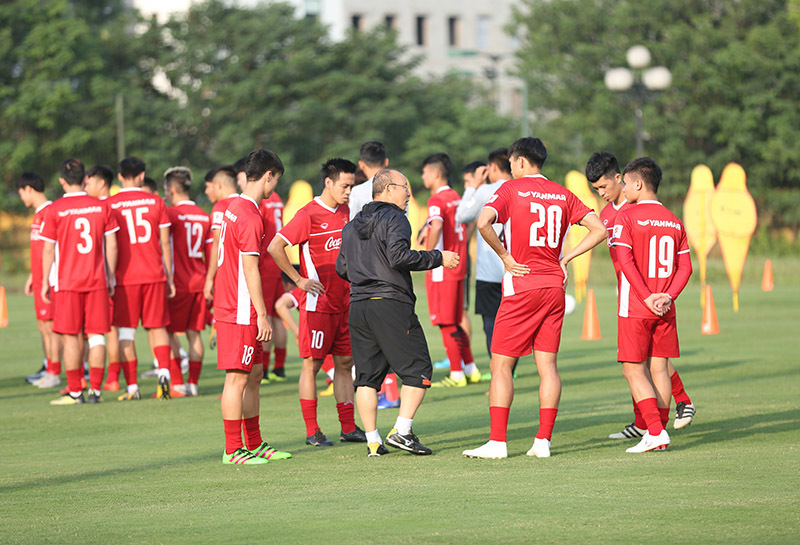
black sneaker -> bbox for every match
[26,364,47,384]
[306,429,333,447]
[385,428,432,455]
[87,389,103,404]
[340,426,368,443]
[157,375,171,400]
[272,368,286,379]
[367,442,390,457]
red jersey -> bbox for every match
[287,286,305,310]
[39,193,119,293]
[108,188,170,286]
[277,197,349,313]
[214,195,264,325]
[426,186,467,282]
[599,199,632,282]
[211,194,239,231]
[611,200,692,319]
[259,193,284,278]
[30,201,53,290]
[168,201,212,293]
[484,174,593,297]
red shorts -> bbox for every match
[113,283,169,329]
[33,283,53,321]
[167,291,207,332]
[491,287,565,357]
[426,278,464,326]
[216,321,264,371]
[617,315,680,363]
[298,309,351,359]
[261,275,284,318]
[53,289,110,336]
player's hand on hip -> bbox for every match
[298,277,325,296]
[441,250,460,269]
[503,254,530,277]
[256,314,272,342]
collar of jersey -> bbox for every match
[63,192,88,197]
[523,174,547,180]
[35,201,52,213]
[434,185,451,194]
[176,200,195,206]
[240,194,258,208]
[613,199,628,210]
[119,187,143,193]
[638,199,662,205]
[314,196,338,213]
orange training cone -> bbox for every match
[581,288,601,340]
[0,286,7,328]
[701,285,719,335]
[761,259,774,292]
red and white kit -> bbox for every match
[425,186,467,325]
[214,195,265,371]
[167,201,212,332]
[259,193,284,317]
[484,174,593,356]
[599,200,632,283]
[39,193,119,335]
[611,200,692,363]
[30,200,54,321]
[277,197,350,359]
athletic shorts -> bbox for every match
[464,260,471,310]
[108,295,115,326]
[53,289,110,336]
[491,287,565,357]
[475,280,502,317]
[167,291,206,332]
[113,282,169,329]
[350,298,433,390]
[426,277,464,326]
[298,309,351,359]
[33,282,53,321]
[261,275,284,318]
[617,315,680,363]
[216,321,263,372]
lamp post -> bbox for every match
[604,45,671,157]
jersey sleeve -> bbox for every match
[104,202,120,234]
[211,203,224,231]
[158,200,171,228]
[426,194,443,225]
[39,207,57,243]
[484,183,510,224]
[566,190,593,225]
[238,214,263,255]
[610,211,633,250]
[277,207,310,246]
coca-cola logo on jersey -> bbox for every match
[324,237,342,251]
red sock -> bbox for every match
[89,367,104,391]
[383,373,399,402]
[440,325,463,372]
[489,406,510,442]
[66,368,83,394]
[274,348,286,371]
[336,401,356,434]
[637,397,664,436]
[455,325,475,370]
[659,407,670,428]
[263,350,271,370]
[632,395,647,429]
[300,398,319,436]
[169,358,185,385]
[122,360,138,386]
[223,419,244,454]
[321,355,334,375]
[107,361,121,382]
[536,408,558,440]
[670,371,691,405]
[154,345,171,370]
[188,360,202,384]
[242,416,263,450]
[47,359,62,375]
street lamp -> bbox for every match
[604,45,671,157]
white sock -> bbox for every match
[157,367,171,381]
[127,384,139,394]
[464,362,478,375]
[450,370,465,381]
[394,416,413,435]
[366,429,382,444]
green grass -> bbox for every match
[0,269,798,544]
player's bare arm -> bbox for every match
[40,240,55,304]
[267,235,325,296]
[241,253,271,342]
[203,230,220,300]
[104,231,118,298]
[425,218,443,252]
[559,212,607,288]
[160,226,176,298]
[476,207,529,277]
[24,273,33,296]
[274,294,299,340]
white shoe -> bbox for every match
[34,372,61,389]
[609,423,646,439]
[173,383,190,396]
[186,383,198,396]
[673,402,695,429]
[180,348,189,373]
[462,440,508,459]
[526,438,551,458]
[140,365,158,379]
[626,430,670,453]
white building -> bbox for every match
[130,0,524,115]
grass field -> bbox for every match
[1,262,798,544]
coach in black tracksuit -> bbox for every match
[336,169,459,457]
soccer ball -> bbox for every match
[564,294,577,315]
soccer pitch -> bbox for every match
[1,264,798,544]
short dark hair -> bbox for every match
[462,161,486,175]
[233,156,248,175]
[354,168,368,185]
[143,177,158,194]
[164,166,192,194]
[16,172,45,192]
[246,149,285,181]
[204,167,219,182]
[213,165,237,188]
[86,165,114,188]
[508,137,547,169]
[623,157,662,193]
[421,153,452,179]
[320,158,357,188]
[119,156,145,179]
[585,152,620,183]
[60,158,85,186]
[488,147,511,174]
[359,141,387,167]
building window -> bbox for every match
[385,14,395,30]
[477,15,491,50]
[352,14,362,31]
[416,15,426,46]
[448,16,459,47]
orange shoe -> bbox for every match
[103,380,121,392]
